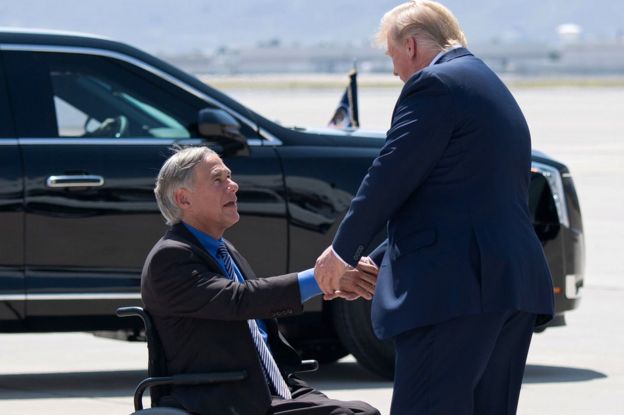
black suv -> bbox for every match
[0,30,584,379]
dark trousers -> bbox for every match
[391,311,536,415]
[269,377,380,415]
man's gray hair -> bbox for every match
[154,146,218,225]
[375,0,467,51]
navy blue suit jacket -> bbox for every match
[333,48,554,339]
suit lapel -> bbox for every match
[169,224,256,282]
[168,223,222,273]
[225,239,258,281]
[171,227,300,369]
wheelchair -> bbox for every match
[116,306,318,415]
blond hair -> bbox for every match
[375,1,467,51]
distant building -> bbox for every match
[546,41,624,74]
[471,42,553,74]
[162,43,390,75]
[161,39,624,76]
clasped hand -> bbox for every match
[314,246,378,301]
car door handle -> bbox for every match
[46,175,105,188]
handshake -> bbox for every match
[313,246,379,301]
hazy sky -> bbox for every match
[1,0,622,54]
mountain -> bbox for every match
[1,0,623,54]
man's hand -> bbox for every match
[322,256,379,301]
[314,246,349,295]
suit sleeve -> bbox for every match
[333,73,455,266]
[143,244,303,321]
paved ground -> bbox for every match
[0,286,621,414]
[1,85,623,414]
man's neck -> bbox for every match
[429,44,463,66]
[408,47,440,78]
[419,48,440,69]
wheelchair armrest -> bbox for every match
[134,371,247,411]
[295,359,319,374]
[130,408,188,415]
[117,306,144,318]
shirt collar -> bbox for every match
[429,44,463,66]
[182,222,223,257]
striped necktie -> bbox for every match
[216,242,292,400]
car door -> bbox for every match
[2,45,287,323]
[0,51,25,324]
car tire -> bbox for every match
[330,298,395,380]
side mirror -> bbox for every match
[198,108,247,154]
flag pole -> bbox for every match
[349,60,359,128]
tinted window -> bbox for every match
[4,51,207,138]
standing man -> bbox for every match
[142,147,379,415]
[314,1,554,414]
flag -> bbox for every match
[328,67,359,129]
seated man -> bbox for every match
[142,146,380,415]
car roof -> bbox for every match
[0,27,109,40]
[0,28,140,55]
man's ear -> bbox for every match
[405,36,417,58]
[173,188,191,211]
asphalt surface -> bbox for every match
[1,85,623,414]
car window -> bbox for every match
[49,56,193,138]
[3,51,205,139]
[54,96,88,136]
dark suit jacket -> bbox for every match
[141,223,303,415]
[333,48,554,339]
